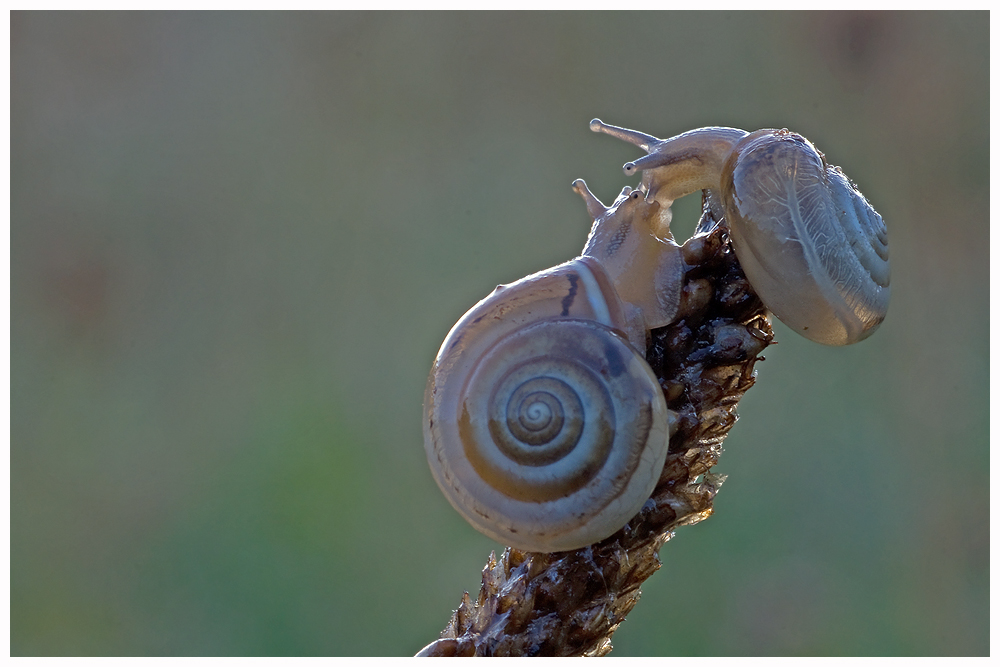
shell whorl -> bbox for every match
[424,259,669,553]
[722,130,890,345]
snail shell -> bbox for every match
[424,189,681,553]
[721,131,890,345]
[591,120,890,345]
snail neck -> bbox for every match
[630,127,748,206]
[581,190,683,332]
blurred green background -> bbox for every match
[11,11,988,656]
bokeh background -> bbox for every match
[11,11,988,656]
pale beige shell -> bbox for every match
[721,130,890,345]
[424,257,670,552]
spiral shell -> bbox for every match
[424,257,669,553]
[721,130,891,345]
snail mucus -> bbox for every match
[423,119,890,553]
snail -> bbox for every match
[589,119,890,346]
[423,119,890,553]
[423,181,684,553]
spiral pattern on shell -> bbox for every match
[463,320,645,503]
[424,260,670,553]
[722,130,891,345]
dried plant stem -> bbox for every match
[417,220,773,657]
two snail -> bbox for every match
[423,119,890,553]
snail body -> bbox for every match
[591,120,890,345]
[424,188,683,553]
